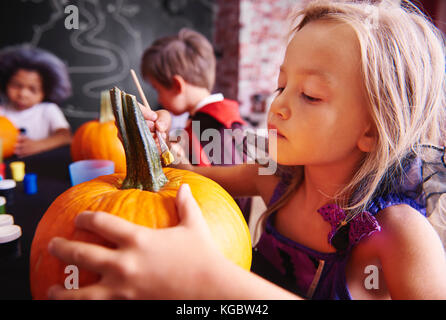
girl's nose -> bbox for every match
[269,97,290,120]
[17,88,29,99]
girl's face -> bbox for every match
[146,76,188,115]
[6,69,45,110]
[268,20,373,166]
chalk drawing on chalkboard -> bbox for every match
[22,0,67,46]
[23,0,143,100]
[68,0,143,98]
[64,104,99,119]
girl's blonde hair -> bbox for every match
[256,0,446,241]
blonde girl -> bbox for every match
[48,0,446,300]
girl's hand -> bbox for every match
[15,135,45,157]
[14,129,71,157]
[47,184,224,300]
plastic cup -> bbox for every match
[10,161,25,182]
[69,160,115,186]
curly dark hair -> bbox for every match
[0,44,72,104]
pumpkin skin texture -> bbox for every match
[0,116,19,158]
[29,168,252,300]
[71,120,126,173]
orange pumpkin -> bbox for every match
[71,91,126,173]
[30,88,252,300]
[0,116,19,159]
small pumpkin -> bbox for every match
[0,116,19,159]
[30,88,252,300]
[71,91,126,173]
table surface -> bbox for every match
[0,146,72,300]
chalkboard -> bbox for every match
[0,0,216,131]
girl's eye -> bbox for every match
[275,87,284,94]
[301,93,321,103]
[9,81,21,89]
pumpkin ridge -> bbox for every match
[104,124,115,163]
[96,123,109,160]
[83,122,97,159]
[0,116,19,158]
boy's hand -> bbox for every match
[116,103,172,151]
[139,104,192,170]
[138,103,171,141]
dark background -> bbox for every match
[0,0,216,131]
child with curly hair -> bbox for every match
[0,45,72,157]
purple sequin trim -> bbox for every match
[317,204,381,248]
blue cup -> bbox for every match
[24,173,38,195]
[69,160,115,186]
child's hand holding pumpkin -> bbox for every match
[46,184,226,300]
[47,183,296,300]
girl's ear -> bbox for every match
[172,75,186,94]
[357,122,378,153]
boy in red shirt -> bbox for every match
[141,28,251,219]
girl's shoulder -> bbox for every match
[349,203,446,299]
[346,150,446,251]
[352,203,437,263]
[358,203,445,274]
[369,148,446,242]
[352,204,421,249]
[373,203,433,244]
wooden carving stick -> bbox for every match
[130,69,152,110]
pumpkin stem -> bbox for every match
[99,90,115,123]
[110,87,168,192]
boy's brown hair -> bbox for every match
[141,28,216,92]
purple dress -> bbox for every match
[251,156,429,300]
